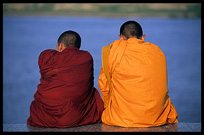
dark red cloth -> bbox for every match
[27,47,103,128]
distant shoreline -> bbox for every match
[2,13,200,19]
[3,11,200,18]
[3,3,201,18]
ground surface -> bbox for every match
[3,122,201,132]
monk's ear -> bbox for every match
[59,43,65,52]
[56,43,60,52]
[141,34,146,41]
[119,35,127,40]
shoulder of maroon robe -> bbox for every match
[38,49,57,69]
[38,47,93,68]
[29,47,103,127]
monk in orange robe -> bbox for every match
[27,30,103,128]
[98,21,178,127]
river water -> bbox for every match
[3,16,201,124]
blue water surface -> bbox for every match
[3,16,201,124]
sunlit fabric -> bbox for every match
[98,38,178,127]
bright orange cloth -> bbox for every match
[98,38,178,127]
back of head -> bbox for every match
[120,21,143,39]
[58,30,81,49]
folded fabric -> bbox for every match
[27,47,103,128]
[99,38,178,127]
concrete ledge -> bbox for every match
[3,122,201,132]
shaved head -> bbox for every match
[120,21,143,39]
[58,30,81,49]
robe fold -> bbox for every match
[27,47,103,128]
[98,38,178,127]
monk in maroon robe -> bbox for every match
[27,30,103,128]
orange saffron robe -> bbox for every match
[98,38,178,127]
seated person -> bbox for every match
[98,21,178,127]
[27,30,104,128]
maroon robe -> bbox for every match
[27,47,104,128]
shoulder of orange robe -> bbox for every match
[100,40,127,109]
[101,38,178,127]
